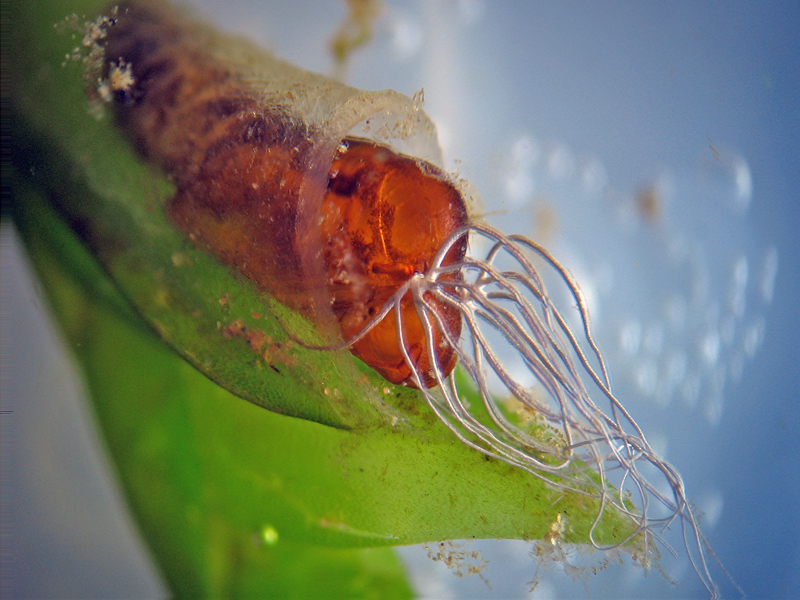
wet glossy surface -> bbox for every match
[323,139,468,386]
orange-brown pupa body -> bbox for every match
[102,1,468,386]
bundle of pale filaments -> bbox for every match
[346,222,720,598]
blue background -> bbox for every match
[4,1,798,598]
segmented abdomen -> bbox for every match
[103,1,468,387]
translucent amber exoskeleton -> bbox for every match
[101,0,467,387]
[323,139,467,386]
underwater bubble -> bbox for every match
[732,156,753,212]
[388,13,424,60]
[504,136,540,207]
[511,135,541,167]
[504,171,535,207]
[545,144,575,181]
[456,0,485,26]
[728,255,749,318]
[760,246,779,304]
[701,330,721,366]
[635,358,658,397]
[660,352,687,404]
[700,146,753,214]
[704,366,727,425]
[742,317,765,357]
[697,488,725,530]
[580,158,608,195]
[619,319,642,356]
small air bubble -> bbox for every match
[697,489,724,529]
[389,14,423,60]
[580,158,608,194]
[760,246,778,304]
[733,156,752,211]
[728,256,748,317]
[619,320,641,355]
[504,136,540,206]
[700,331,720,366]
[546,144,574,180]
[504,171,534,206]
[511,136,540,167]
[742,318,765,357]
[636,359,658,396]
[457,0,485,25]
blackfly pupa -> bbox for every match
[82,1,731,596]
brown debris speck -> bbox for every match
[245,328,267,352]
[636,183,662,224]
[423,541,490,588]
[222,319,244,338]
[220,318,296,370]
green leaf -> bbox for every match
[9,0,645,596]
